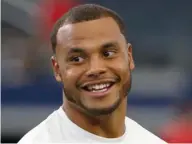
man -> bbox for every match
[18,4,167,144]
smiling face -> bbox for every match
[51,17,134,116]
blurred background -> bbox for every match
[1,0,192,143]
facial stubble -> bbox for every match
[63,72,132,117]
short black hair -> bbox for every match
[50,4,126,54]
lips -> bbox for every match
[80,79,116,93]
[82,82,115,93]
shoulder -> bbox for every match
[18,110,59,144]
[125,117,167,144]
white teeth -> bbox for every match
[96,85,99,90]
[86,83,111,91]
[92,88,107,93]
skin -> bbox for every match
[51,17,135,138]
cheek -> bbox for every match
[61,65,84,86]
[111,57,129,78]
[117,64,129,83]
[65,67,76,77]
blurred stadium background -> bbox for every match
[1,0,192,143]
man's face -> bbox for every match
[52,17,134,116]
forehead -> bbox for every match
[56,17,124,49]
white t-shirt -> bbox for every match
[18,107,167,144]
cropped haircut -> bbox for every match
[50,4,126,54]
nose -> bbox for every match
[85,56,106,78]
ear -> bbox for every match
[51,56,62,82]
[127,43,135,71]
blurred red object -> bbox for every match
[39,0,80,40]
[159,99,192,143]
[160,118,192,143]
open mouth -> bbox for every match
[81,82,115,93]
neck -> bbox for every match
[62,97,127,138]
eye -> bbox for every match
[103,51,115,57]
[70,56,84,62]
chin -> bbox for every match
[82,97,121,116]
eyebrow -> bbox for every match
[67,41,119,55]
[101,41,119,49]
[67,47,85,55]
